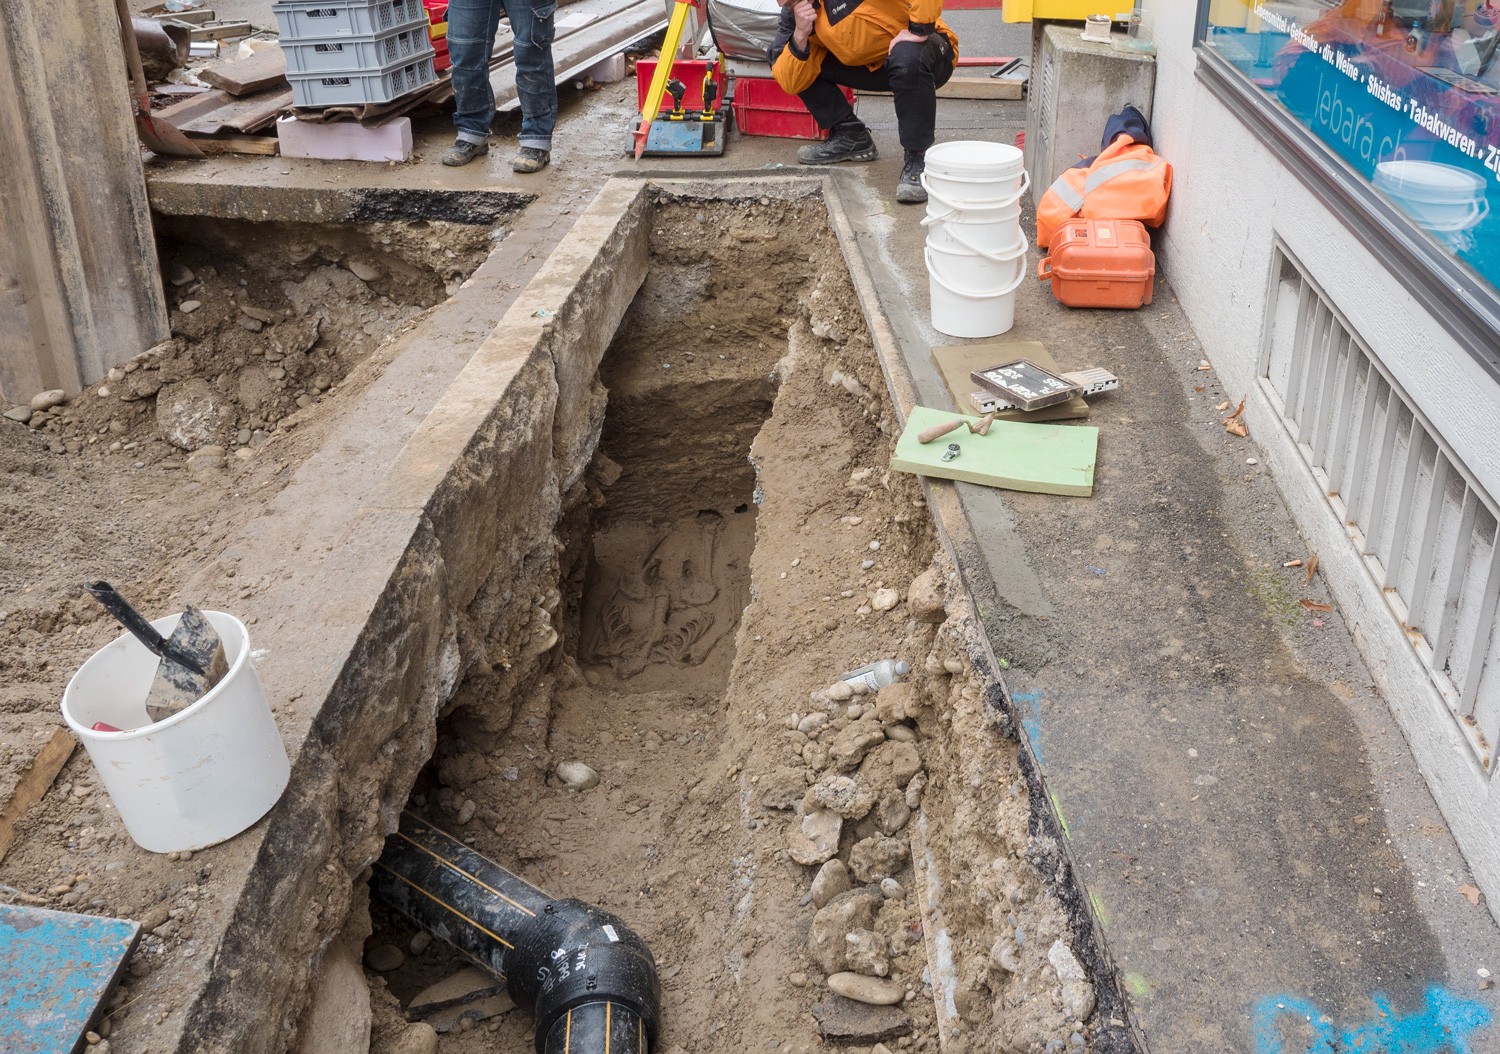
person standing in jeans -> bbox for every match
[441,0,557,172]
[769,0,957,203]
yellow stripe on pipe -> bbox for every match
[565,1010,572,1054]
[373,863,514,950]
[605,1002,611,1054]
[396,828,538,918]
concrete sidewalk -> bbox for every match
[146,20,1499,1050]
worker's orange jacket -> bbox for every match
[771,0,959,95]
[1035,134,1172,249]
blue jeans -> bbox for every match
[447,0,557,150]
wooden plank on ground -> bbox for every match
[938,76,1024,100]
[0,728,76,865]
[158,86,293,134]
[200,45,287,97]
[186,132,281,155]
[0,905,140,1054]
[891,406,1099,496]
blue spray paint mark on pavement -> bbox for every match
[1252,987,1492,1054]
[1012,690,1044,766]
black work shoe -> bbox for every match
[796,121,878,165]
[896,151,927,204]
[441,139,489,166]
[512,146,551,173]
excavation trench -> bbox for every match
[314,191,1100,1054]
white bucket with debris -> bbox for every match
[925,237,1028,338]
[61,611,289,854]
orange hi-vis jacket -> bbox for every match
[771,0,959,95]
[1035,133,1172,249]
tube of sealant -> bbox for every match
[840,659,910,692]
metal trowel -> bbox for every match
[85,582,229,722]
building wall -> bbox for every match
[1141,0,1500,906]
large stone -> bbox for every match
[848,836,908,884]
[811,997,912,1043]
[810,858,852,908]
[292,902,371,1054]
[805,774,875,820]
[807,890,880,974]
[842,931,890,978]
[759,766,810,811]
[873,682,916,726]
[829,971,901,1003]
[388,1023,439,1054]
[829,720,887,772]
[156,377,233,451]
[788,808,843,866]
[30,389,65,411]
[906,567,947,623]
[859,741,923,797]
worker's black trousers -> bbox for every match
[796,35,955,154]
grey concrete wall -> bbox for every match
[0,0,169,400]
[1142,0,1500,913]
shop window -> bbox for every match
[1202,0,1500,297]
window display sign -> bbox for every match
[1204,0,1500,296]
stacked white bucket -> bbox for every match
[921,141,1030,338]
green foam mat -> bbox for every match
[891,406,1098,496]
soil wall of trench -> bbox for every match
[72,184,1107,1054]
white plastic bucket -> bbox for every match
[924,141,1027,204]
[61,611,290,854]
[925,231,1029,286]
[925,243,1028,338]
[1374,160,1489,232]
[922,196,1025,256]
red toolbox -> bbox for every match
[732,75,854,140]
[1037,218,1155,309]
[635,59,718,112]
[424,0,450,71]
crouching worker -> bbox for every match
[768,0,957,203]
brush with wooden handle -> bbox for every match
[85,582,229,722]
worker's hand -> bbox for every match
[792,0,817,49]
[888,27,929,53]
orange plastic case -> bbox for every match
[1038,218,1155,309]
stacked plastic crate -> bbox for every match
[276,0,438,108]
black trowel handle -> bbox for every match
[85,581,205,675]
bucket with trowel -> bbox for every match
[60,583,290,854]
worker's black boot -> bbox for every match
[896,150,927,204]
[796,119,878,165]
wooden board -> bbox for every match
[0,905,140,1054]
[186,133,280,155]
[157,86,294,135]
[937,76,1024,100]
[891,406,1098,496]
[199,46,287,97]
[930,339,1091,421]
[0,729,76,865]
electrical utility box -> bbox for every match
[1024,23,1156,201]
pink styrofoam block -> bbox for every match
[276,115,413,163]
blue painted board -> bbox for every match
[0,905,140,1054]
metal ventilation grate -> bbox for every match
[1261,242,1500,775]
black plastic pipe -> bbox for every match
[371,811,661,1054]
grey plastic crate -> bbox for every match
[288,52,437,107]
[282,20,433,74]
[274,0,426,40]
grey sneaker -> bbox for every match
[441,139,489,166]
[896,150,927,204]
[512,147,551,173]
[796,121,878,165]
